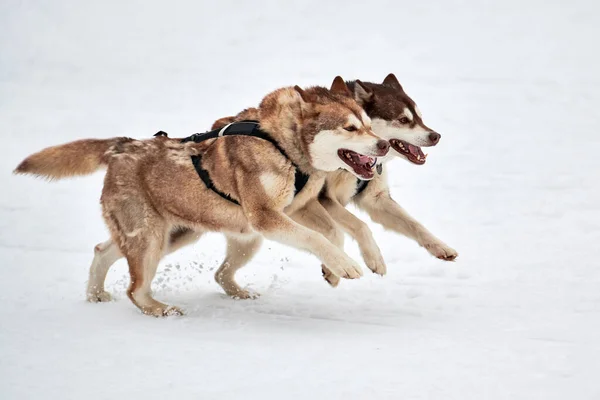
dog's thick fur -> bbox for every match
[214,75,459,286]
[15,82,389,316]
[211,75,458,288]
[84,74,458,303]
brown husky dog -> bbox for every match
[317,74,459,287]
[85,75,458,300]
[14,82,389,316]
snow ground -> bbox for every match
[1,0,599,398]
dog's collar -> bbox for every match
[177,121,310,205]
[354,163,382,197]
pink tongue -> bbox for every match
[408,144,420,156]
[357,154,372,164]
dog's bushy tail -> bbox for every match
[14,137,132,180]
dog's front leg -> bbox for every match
[290,199,344,249]
[246,207,363,280]
[290,199,346,287]
[319,196,386,277]
[358,191,458,261]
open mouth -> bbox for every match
[389,139,427,165]
[338,149,377,179]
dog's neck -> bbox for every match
[256,87,318,176]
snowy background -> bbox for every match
[1,0,599,398]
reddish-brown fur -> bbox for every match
[16,82,384,316]
[83,74,457,303]
[14,137,132,179]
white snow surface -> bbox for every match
[1,1,599,399]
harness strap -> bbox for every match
[181,121,259,143]
[181,121,309,204]
[190,154,240,205]
[355,179,370,196]
[294,169,310,194]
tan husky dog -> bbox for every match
[14,82,389,316]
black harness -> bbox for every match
[176,121,309,205]
[354,164,383,196]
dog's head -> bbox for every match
[347,74,440,165]
[294,77,389,180]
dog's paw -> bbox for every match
[163,306,185,317]
[322,264,341,288]
[219,279,260,299]
[87,291,112,303]
[425,242,458,261]
[364,252,387,276]
[144,305,185,318]
[231,289,260,300]
[331,258,363,279]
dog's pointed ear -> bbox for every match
[354,80,373,105]
[294,85,316,117]
[294,85,315,103]
[330,76,352,97]
[383,73,403,90]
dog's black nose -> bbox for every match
[429,132,441,145]
[376,140,390,154]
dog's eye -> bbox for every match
[344,126,358,132]
[399,117,409,124]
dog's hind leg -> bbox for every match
[123,226,184,317]
[102,196,184,316]
[215,233,263,299]
[87,240,122,302]
[87,227,203,303]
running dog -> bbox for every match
[86,75,458,298]
[14,82,389,316]
[318,74,458,286]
